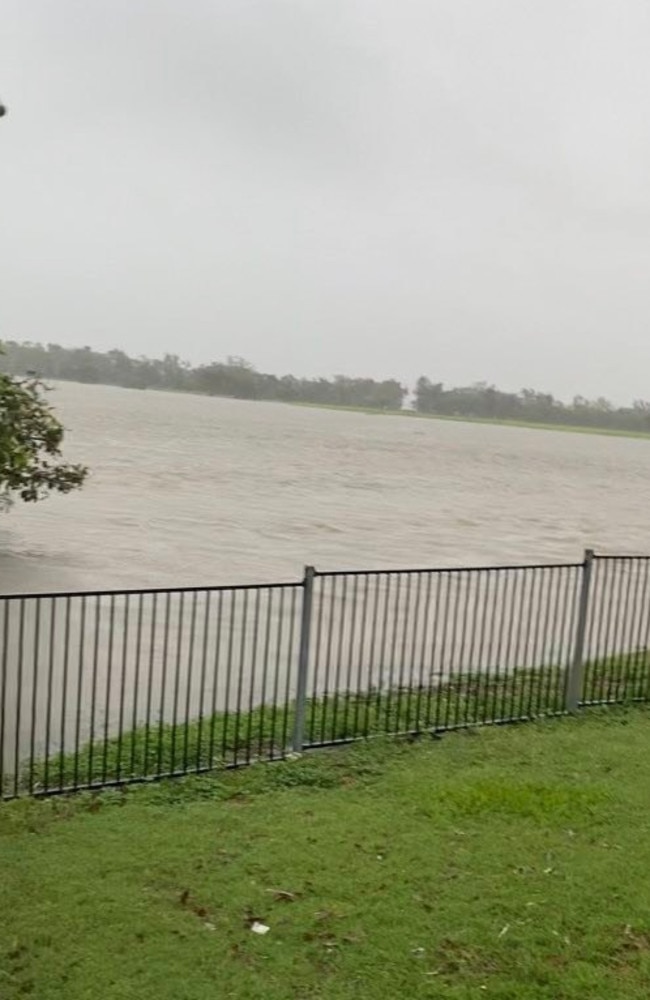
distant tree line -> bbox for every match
[1,340,649,433]
[0,342,406,411]
[414,377,650,433]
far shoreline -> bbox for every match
[287,399,650,441]
[48,377,650,443]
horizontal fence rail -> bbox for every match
[2,551,650,799]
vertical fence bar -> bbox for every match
[415,572,433,730]
[182,592,198,772]
[282,588,298,752]
[605,559,624,702]
[43,597,56,791]
[455,570,472,728]
[143,593,157,776]
[342,574,358,738]
[395,572,411,731]
[130,593,144,778]
[292,566,315,753]
[58,597,71,791]
[28,598,41,794]
[425,572,442,728]
[404,572,422,732]
[196,591,211,771]
[270,588,285,758]
[170,592,185,772]
[631,561,650,698]
[221,591,236,763]
[374,574,391,728]
[13,601,25,798]
[490,570,507,722]
[503,569,521,721]
[384,573,401,731]
[101,595,115,785]
[332,575,348,741]
[592,558,610,702]
[308,575,325,744]
[444,572,462,730]
[232,589,248,766]
[320,577,336,741]
[565,549,595,713]
[245,589,261,765]
[0,601,7,797]
[156,593,171,777]
[434,572,452,731]
[622,559,640,691]
[74,597,86,792]
[467,569,483,724]
[517,566,536,720]
[257,589,273,758]
[353,574,370,737]
[207,590,223,766]
[116,594,129,783]
[536,568,554,715]
[639,562,650,697]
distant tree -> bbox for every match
[414,376,444,413]
[0,367,88,508]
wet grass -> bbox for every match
[3,706,650,998]
[11,650,650,796]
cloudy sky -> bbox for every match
[1,0,649,401]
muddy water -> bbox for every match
[1,381,649,594]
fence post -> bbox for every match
[292,565,316,753]
[565,549,595,713]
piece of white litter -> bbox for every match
[251,922,270,935]
[498,924,510,939]
[204,922,216,931]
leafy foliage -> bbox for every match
[0,367,87,508]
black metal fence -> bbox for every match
[2,551,649,799]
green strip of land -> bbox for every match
[291,400,650,441]
[3,705,650,999]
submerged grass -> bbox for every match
[13,650,650,796]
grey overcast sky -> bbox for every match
[1,1,649,401]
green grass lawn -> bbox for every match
[3,707,650,999]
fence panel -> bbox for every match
[582,557,650,704]
[304,563,583,747]
[0,583,302,797]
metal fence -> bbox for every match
[1,551,649,799]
